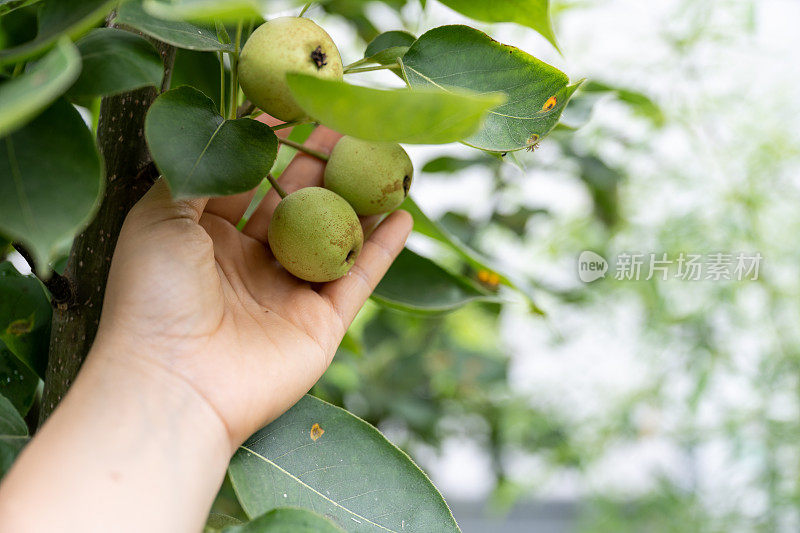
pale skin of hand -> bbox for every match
[0,121,413,532]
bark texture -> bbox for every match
[39,39,175,425]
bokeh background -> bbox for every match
[7,0,798,530]
[302,0,800,531]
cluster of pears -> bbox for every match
[238,17,414,283]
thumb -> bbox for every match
[127,177,208,227]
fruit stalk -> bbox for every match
[343,64,401,75]
[278,137,329,161]
[267,173,288,199]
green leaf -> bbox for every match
[0,391,29,479]
[67,28,164,100]
[143,0,262,22]
[361,30,415,66]
[401,197,543,314]
[0,0,41,16]
[0,0,116,66]
[582,80,664,127]
[145,86,278,198]
[222,508,345,533]
[205,513,244,532]
[421,155,497,174]
[402,25,581,152]
[0,263,51,378]
[364,30,416,57]
[0,98,103,271]
[171,49,229,108]
[0,37,81,137]
[115,0,235,52]
[373,248,500,314]
[436,0,559,52]
[287,73,505,145]
[0,341,39,415]
[228,395,460,532]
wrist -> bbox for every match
[0,335,233,532]
[83,332,236,456]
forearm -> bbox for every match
[0,338,232,532]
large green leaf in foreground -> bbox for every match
[0,37,81,137]
[116,0,235,52]
[437,0,560,52]
[402,25,581,152]
[287,74,505,145]
[0,391,28,479]
[0,99,103,271]
[229,395,460,532]
[145,86,278,198]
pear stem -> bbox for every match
[267,173,288,199]
[299,2,312,16]
[278,138,329,161]
[343,64,401,74]
[271,119,310,131]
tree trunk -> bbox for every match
[39,40,175,425]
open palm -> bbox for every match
[96,123,412,446]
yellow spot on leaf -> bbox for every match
[6,314,34,336]
[310,423,324,441]
[478,270,500,287]
[542,96,557,111]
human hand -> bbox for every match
[93,122,413,449]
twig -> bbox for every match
[278,137,329,161]
[266,173,288,199]
[237,100,256,118]
[12,243,76,310]
[343,64,400,74]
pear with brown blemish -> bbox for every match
[324,136,413,216]
[238,17,343,122]
[268,187,363,282]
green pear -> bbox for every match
[268,187,363,282]
[324,136,414,216]
[238,17,343,122]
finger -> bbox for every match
[255,113,294,139]
[128,178,208,226]
[320,210,413,330]
[203,188,257,225]
[241,126,342,242]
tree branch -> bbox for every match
[12,243,76,310]
[39,33,176,425]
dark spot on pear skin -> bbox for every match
[345,249,356,264]
[310,46,327,69]
[403,175,411,197]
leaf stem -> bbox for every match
[342,57,370,71]
[299,2,312,16]
[228,21,243,120]
[343,64,400,74]
[266,173,288,199]
[12,243,75,309]
[278,137,329,161]
[218,51,226,115]
[270,119,310,131]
